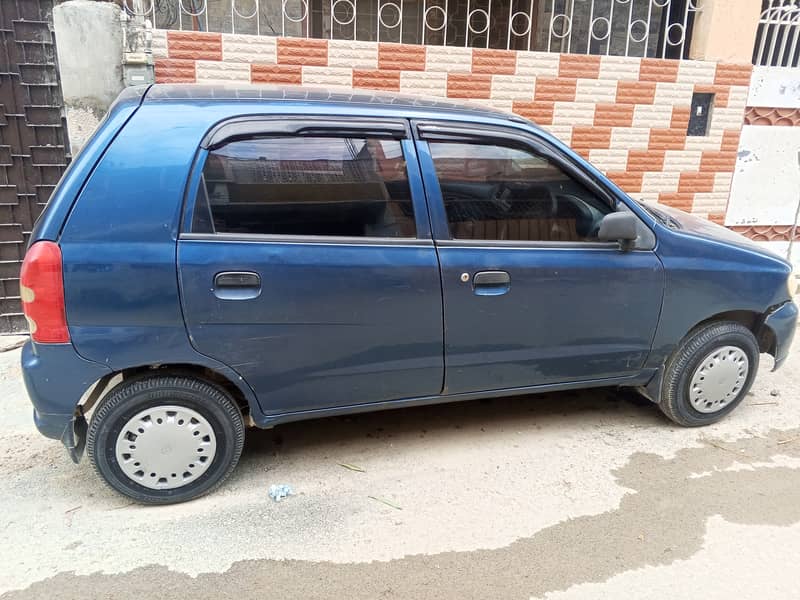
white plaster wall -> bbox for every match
[726,66,800,232]
[748,66,800,109]
[53,0,125,154]
[725,125,800,226]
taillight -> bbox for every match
[20,241,70,343]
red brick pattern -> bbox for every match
[616,81,656,104]
[658,192,694,212]
[155,32,755,220]
[447,73,492,99]
[678,172,715,193]
[670,106,691,130]
[379,43,426,71]
[638,58,679,83]
[155,59,196,83]
[558,54,600,79]
[251,64,302,85]
[167,31,222,61]
[627,150,665,172]
[594,103,634,127]
[720,129,742,152]
[472,49,516,75]
[700,151,738,172]
[353,69,401,91]
[571,126,612,154]
[534,77,577,101]
[606,171,644,194]
[649,128,687,151]
[512,101,555,125]
[278,38,327,66]
[714,63,752,86]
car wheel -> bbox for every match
[658,321,759,427]
[87,374,245,504]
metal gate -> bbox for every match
[0,0,70,333]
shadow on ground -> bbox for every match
[5,387,799,600]
[239,386,662,466]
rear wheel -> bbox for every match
[658,321,759,427]
[87,374,244,504]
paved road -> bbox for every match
[2,343,799,599]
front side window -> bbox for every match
[193,136,416,238]
[429,141,612,242]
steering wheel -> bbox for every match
[555,193,597,238]
[488,183,514,213]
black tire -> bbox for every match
[87,374,245,505]
[658,321,759,427]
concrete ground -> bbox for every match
[1,342,799,599]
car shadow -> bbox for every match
[240,386,666,463]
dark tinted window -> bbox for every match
[429,142,612,242]
[194,136,416,237]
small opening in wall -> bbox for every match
[687,92,715,137]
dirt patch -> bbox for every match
[5,428,800,600]
[0,434,63,476]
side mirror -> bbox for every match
[597,212,638,245]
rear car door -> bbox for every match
[178,118,444,415]
[414,122,664,394]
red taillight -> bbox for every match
[20,241,69,343]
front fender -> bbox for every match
[760,301,798,370]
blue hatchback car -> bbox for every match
[20,85,797,504]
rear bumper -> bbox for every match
[763,301,798,370]
[22,341,112,450]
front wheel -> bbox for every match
[658,321,759,427]
[87,374,245,504]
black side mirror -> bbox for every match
[597,212,638,244]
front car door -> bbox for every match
[414,121,665,395]
[178,118,444,415]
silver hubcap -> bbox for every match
[689,346,749,414]
[115,405,217,490]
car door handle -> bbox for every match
[213,271,261,300]
[472,271,511,296]
[473,271,510,286]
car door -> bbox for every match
[413,121,664,395]
[178,118,444,415]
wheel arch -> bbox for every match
[640,309,771,404]
[79,363,257,425]
[688,309,774,355]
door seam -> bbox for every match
[409,120,447,395]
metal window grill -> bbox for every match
[753,0,800,67]
[126,0,699,58]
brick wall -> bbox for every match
[152,30,752,223]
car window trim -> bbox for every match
[183,118,432,241]
[202,116,409,150]
[413,120,656,250]
[415,121,617,211]
[435,239,626,251]
[180,232,434,247]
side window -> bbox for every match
[428,141,612,242]
[193,136,416,238]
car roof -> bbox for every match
[144,83,530,124]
